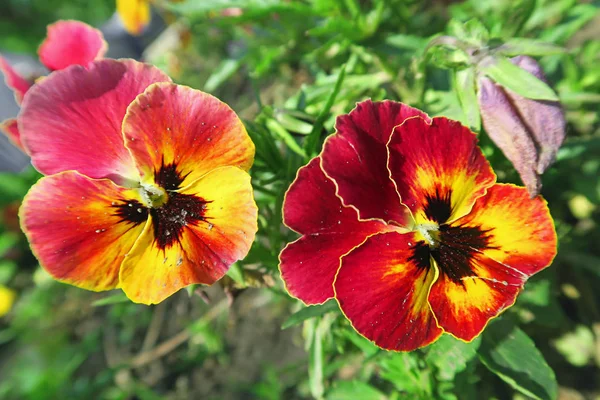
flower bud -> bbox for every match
[478,56,566,197]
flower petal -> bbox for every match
[116,0,151,36]
[387,117,495,226]
[451,183,557,276]
[0,55,31,104]
[321,100,429,225]
[19,59,170,184]
[0,119,25,152]
[119,166,257,304]
[427,184,556,341]
[123,82,255,189]
[19,171,149,291]
[335,231,443,351]
[280,157,392,305]
[428,252,526,342]
[38,20,108,71]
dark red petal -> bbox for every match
[321,100,429,225]
[280,157,392,304]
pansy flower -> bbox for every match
[18,58,258,304]
[280,100,556,351]
[1,20,107,152]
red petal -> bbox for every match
[0,55,31,105]
[19,59,170,184]
[388,117,495,226]
[428,252,526,341]
[280,157,391,304]
[38,20,108,71]
[123,83,254,189]
[335,231,443,351]
[20,171,148,291]
[428,184,557,340]
[321,100,429,225]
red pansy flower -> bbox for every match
[18,58,257,304]
[1,20,107,151]
[280,100,556,351]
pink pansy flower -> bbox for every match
[0,20,107,151]
[18,58,257,304]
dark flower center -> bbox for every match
[112,161,210,250]
[409,188,495,286]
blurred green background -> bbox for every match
[0,0,599,399]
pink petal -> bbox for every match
[38,20,108,71]
[0,55,32,105]
[19,59,171,184]
[0,119,25,153]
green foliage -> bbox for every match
[1,0,599,398]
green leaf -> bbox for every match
[275,110,314,135]
[385,34,427,50]
[453,67,480,131]
[326,380,387,400]
[379,353,432,396]
[497,38,566,57]
[308,316,333,400]
[204,59,241,92]
[226,263,245,285]
[304,64,347,157]
[478,319,558,400]
[167,0,279,14]
[481,56,559,101]
[265,118,306,158]
[91,293,130,307]
[281,300,339,329]
[553,325,595,367]
[339,329,379,357]
[426,334,481,381]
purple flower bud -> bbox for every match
[478,77,541,196]
[478,56,566,197]
[506,56,566,174]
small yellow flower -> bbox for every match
[0,285,16,317]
